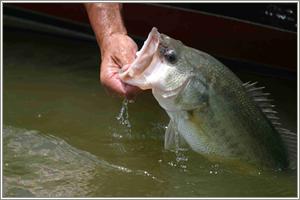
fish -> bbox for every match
[119,27,297,170]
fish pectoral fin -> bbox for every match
[164,120,187,150]
[164,120,176,150]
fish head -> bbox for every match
[119,28,208,111]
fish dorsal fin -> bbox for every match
[243,81,297,169]
[243,81,280,126]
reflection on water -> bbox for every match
[2,28,297,197]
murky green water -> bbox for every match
[3,28,297,197]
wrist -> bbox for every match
[100,31,127,47]
[97,20,127,46]
[100,32,129,55]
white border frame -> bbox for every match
[0,1,298,199]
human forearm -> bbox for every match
[85,3,140,98]
[85,3,127,51]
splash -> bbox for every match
[116,99,132,131]
[167,142,189,172]
[173,127,189,172]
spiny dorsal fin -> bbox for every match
[243,81,297,169]
[243,81,279,128]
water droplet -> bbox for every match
[180,165,187,169]
[168,161,177,167]
[116,99,132,133]
[144,171,151,176]
[128,99,135,104]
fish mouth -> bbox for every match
[119,27,160,83]
[119,28,188,95]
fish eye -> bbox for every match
[164,49,177,64]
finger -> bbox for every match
[124,84,141,99]
[103,76,127,97]
[100,60,127,97]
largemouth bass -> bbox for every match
[119,28,296,169]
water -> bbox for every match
[2,28,297,197]
[116,99,132,130]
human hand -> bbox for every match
[100,33,141,99]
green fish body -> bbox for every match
[120,28,296,169]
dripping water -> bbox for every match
[116,99,133,133]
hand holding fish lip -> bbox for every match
[100,33,141,99]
